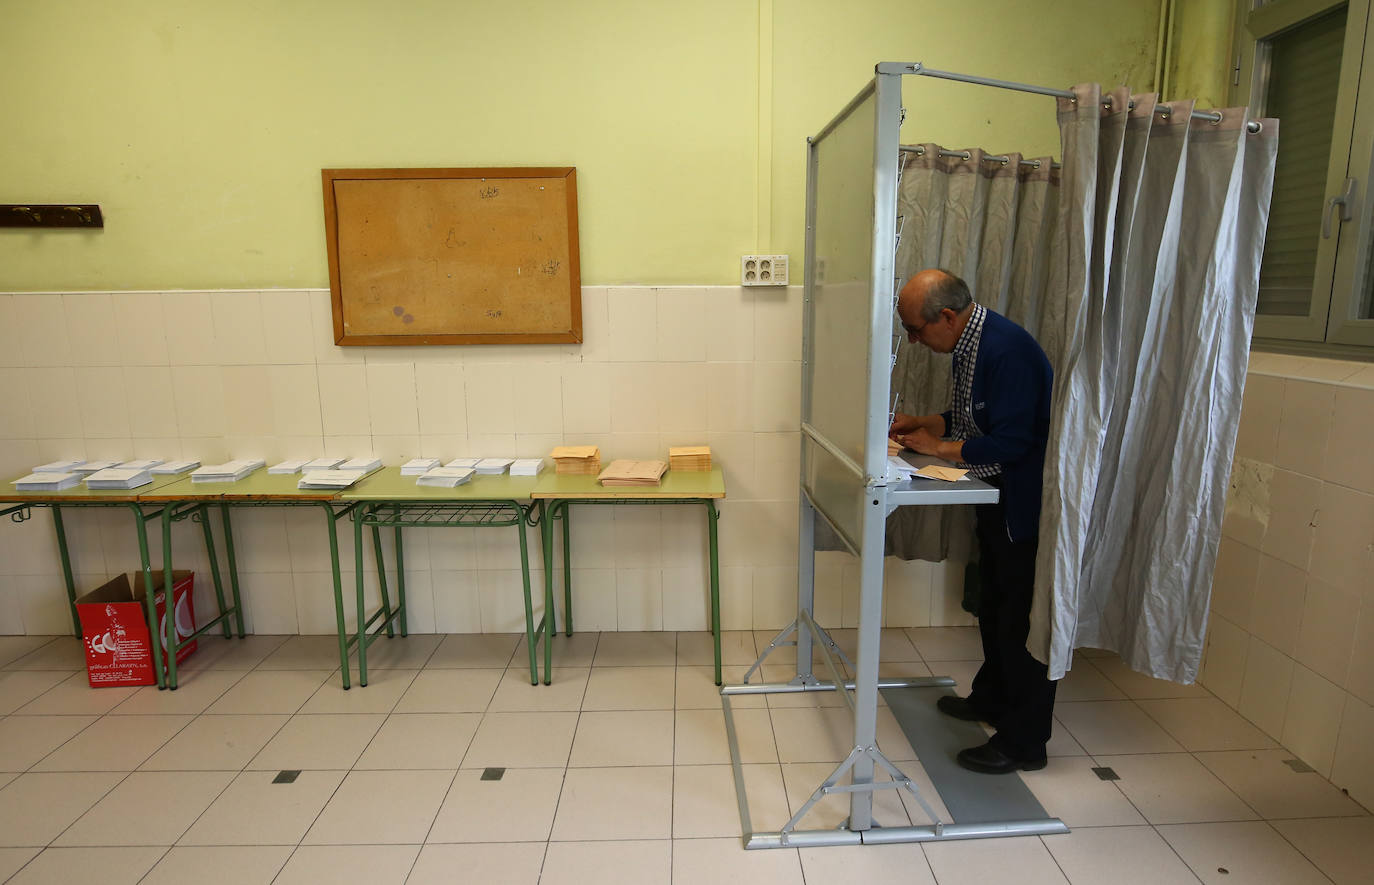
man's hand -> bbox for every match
[889,413,923,437]
[899,427,944,456]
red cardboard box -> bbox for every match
[75,571,197,687]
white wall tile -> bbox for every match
[163,292,217,366]
[259,290,316,364]
[561,363,611,434]
[171,366,226,438]
[751,362,800,433]
[1274,381,1333,477]
[432,570,482,633]
[1259,469,1320,571]
[231,510,293,574]
[399,569,436,633]
[1281,664,1346,777]
[370,434,421,465]
[607,287,657,362]
[466,432,516,459]
[1309,483,1374,595]
[1331,693,1374,809]
[615,567,662,630]
[510,363,563,434]
[267,365,323,437]
[661,567,710,632]
[1346,603,1374,706]
[28,368,83,437]
[655,363,707,434]
[479,569,538,633]
[15,574,76,634]
[415,363,467,436]
[752,566,797,630]
[568,507,615,569]
[0,575,26,634]
[210,291,269,365]
[463,364,517,435]
[718,565,753,630]
[308,290,363,364]
[0,369,34,439]
[1239,635,1295,740]
[575,287,610,363]
[659,506,708,570]
[706,431,755,502]
[63,293,122,367]
[112,292,169,366]
[613,506,661,569]
[705,287,753,362]
[601,432,660,461]
[884,557,932,628]
[12,294,72,367]
[322,434,372,459]
[568,568,617,631]
[751,288,802,362]
[0,297,22,367]
[1294,578,1360,688]
[1323,387,1374,494]
[72,367,131,439]
[366,362,419,435]
[1200,614,1249,708]
[1209,537,1259,631]
[1235,374,1282,463]
[655,288,707,362]
[752,432,800,502]
[220,366,274,437]
[317,364,371,436]
[1250,554,1306,657]
[123,367,179,438]
[706,363,752,432]
[609,364,660,433]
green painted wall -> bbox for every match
[1,0,1166,291]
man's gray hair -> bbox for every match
[920,269,973,321]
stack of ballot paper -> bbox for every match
[151,460,200,475]
[401,458,441,476]
[339,456,382,474]
[475,458,513,475]
[85,467,154,490]
[298,469,368,490]
[268,459,309,475]
[886,455,918,481]
[597,459,668,487]
[33,459,85,474]
[416,467,475,488]
[72,460,119,475]
[551,445,601,476]
[509,458,544,476]
[303,457,345,471]
[444,458,480,469]
[116,459,163,472]
[668,446,711,471]
[192,459,264,483]
[11,472,82,491]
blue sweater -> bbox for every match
[940,310,1053,543]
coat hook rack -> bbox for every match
[0,204,104,228]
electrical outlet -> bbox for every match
[741,254,789,286]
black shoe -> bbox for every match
[955,741,1047,774]
[936,694,988,723]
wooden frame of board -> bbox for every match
[321,166,582,346]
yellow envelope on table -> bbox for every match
[914,465,968,482]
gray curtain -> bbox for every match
[1031,91,1279,682]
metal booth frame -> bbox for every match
[720,62,1078,850]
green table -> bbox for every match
[341,468,543,687]
[143,470,358,688]
[0,473,222,690]
[531,467,726,685]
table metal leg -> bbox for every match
[394,525,408,637]
[371,524,395,639]
[219,505,246,637]
[540,502,557,685]
[707,500,722,686]
[323,504,351,690]
[198,506,233,641]
[561,503,572,637]
[141,505,166,690]
[50,505,81,637]
[354,506,369,687]
[516,504,538,685]
[163,505,183,690]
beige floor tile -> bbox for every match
[14,672,138,716]
[763,677,849,709]
[907,626,983,661]
[674,708,777,765]
[1158,820,1332,884]
[355,713,481,769]
[583,666,676,710]
[678,630,756,666]
[922,835,1068,884]
[350,633,441,669]
[1018,757,1145,827]
[0,637,58,668]
[1196,749,1368,819]
[55,770,234,846]
[678,665,764,709]
[140,846,293,885]
[140,714,289,771]
[0,671,70,715]
[0,772,123,846]
[799,842,936,885]
[1042,826,1200,885]
[304,769,453,844]
[6,637,84,671]
[276,844,419,885]
[1054,659,1126,701]
[672,764,789,838]
[428,768,564,843]
[108,669,245,715]
[203,669,333,715]
[407,843,545,885]
[33,714,190,771]
[768,706,913,764]
[256,635,347,670]
[752,629,800,668]
[175,635,288,671]
[7,846,166,885]
[1272,816,1374,885]
[246,713,385,770]
[300,667,417,714]
[1138,697,1279,751]
[1047,717,1088,756]
[593,631,676,666]
[177,769,345,845]
[0,848,39,881]
[929,659,981,694]
[822,628,921,663]
[779,762,913,831]
[670,836,804,884]
[514,630,600,668]
[426,633,519,668]
[551,766,672,840]
[394,668,502,713]
[1092,655,1213,699]
[540,840,670,885]
[1054,701,1185,755]
[1096,753,1260,824]
[488,667,588,711]
[0,715,95,771]
[570,710,674,766]
[462,711,578,768]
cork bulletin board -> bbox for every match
[322,167,581,345]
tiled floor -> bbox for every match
[0,629,1367,884]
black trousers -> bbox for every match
[967,498,1058,760]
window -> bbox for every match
[1235,0,1374,349]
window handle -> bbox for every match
[1323,178,1357,239]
